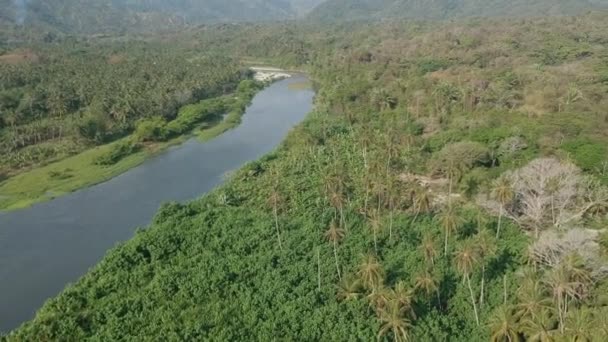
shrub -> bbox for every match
[134,116,167,142]
[94,140,141,166]
[561,139,607,172]
[429,141,491,176]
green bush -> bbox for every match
[561,138,607,171]
[429,141,492,176]
[134,117,167,142]
[94,140,141,166]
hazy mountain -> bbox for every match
[0,0,326,33]
[309,0,608,21]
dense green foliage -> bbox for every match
[0,0,324,33]
[0,41,244,176]
[4,10,608,342]
[309,0,608,21]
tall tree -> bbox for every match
[267,187,284,251]
[487,305,519,342]
[492,176,514,239]
[414,270,440,305]
[324,220,346,281]
[518,308,557,342]
[476,229,497,308]
[419,232,439,267]
[377,301,412,342]
[357,254,384,291]
[454,240,480,326]
[439,205,462,256]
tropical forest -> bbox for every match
[1,0,608,341]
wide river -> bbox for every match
[0,76,314,332]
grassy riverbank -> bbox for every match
[0,80,264,211]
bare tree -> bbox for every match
[480,158,608,238]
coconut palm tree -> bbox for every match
[515,278,552,322]
[368,286,392,313]
[377,301,412,342]
[357,254,385,291]
[439,205,462,256]
[492,176,514,239]
[487,305,519,342]
[563,307,593,341]
[337,276,362,301]
[392,281,416,319]
[419,232,439,267]
[454,240,480,326]
[411,185,433,222]
[542,266,578,333]
[414,270,440,305]
[518,308,557,342]
[592,307,608,341]
[325,220,346,281]
[267,188,284,251]
[368,210,383,253]
[476,229,497,308]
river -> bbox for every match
[0,75,314,332]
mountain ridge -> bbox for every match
[308,0,608,21]
[1,0,326,34]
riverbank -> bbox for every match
[0,76,314,333]
[0,78,269,212]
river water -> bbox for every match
[0,76,314,332]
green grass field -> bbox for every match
[0,136,187,211]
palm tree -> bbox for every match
[592,307,608,341]
[392,281,416,319]
[368,210,383,253]
[487,305,519,342]
[267,188,284,251]
[439,205,462,256]
[368,286,392,313]
[377,301,412,342]
[357,254,385,291]
[325,220,346,281]
[492,177,514,239]
[518,308,557,342]
[562,253,592,288]
[411,186,433,222]
[515,278,552,322]
[414,270,440,305]
[337,276,362,301]
[454,240,480,326]
[419,232,439,266]
[542,266,578,333]
[563,307,593,341]
[476,230,497,308]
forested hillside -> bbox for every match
[309,0,608,21]
[0,42,244,179]
[6,12,608,341]
[0,0,325,33]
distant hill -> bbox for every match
[308,0,608,21]
[0,0,326,34]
